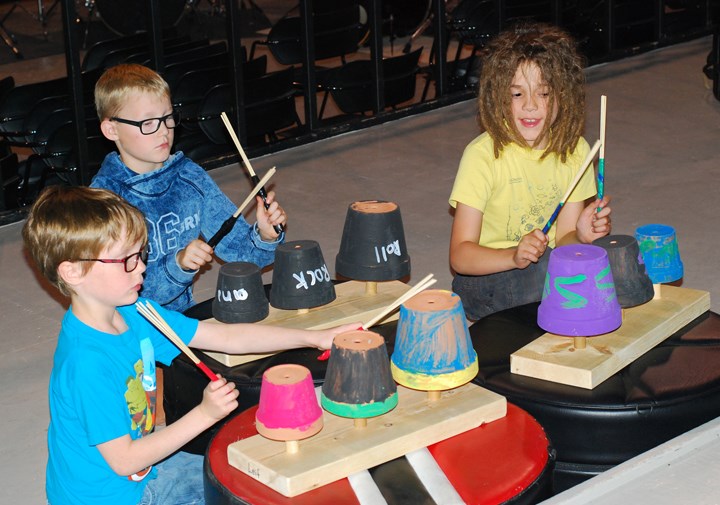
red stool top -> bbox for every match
[206,402,551,504]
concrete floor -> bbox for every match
[1,21,719,505]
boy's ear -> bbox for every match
[100,118,120,141]
[58,260,85,288]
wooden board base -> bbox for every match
[205,280,412,367]
[510,285,711,389]
[227,383,507,497]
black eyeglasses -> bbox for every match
[76,245,149,273]
[110,111,180,135]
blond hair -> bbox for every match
[477,21,586,161]
[22,186,147,296]
[94,63,170,120]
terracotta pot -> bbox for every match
[269,240,336,310]
[212,262,269,323]
[335,200,411,281]
[255,364,323,441]
[391,289,478,391]
[537,244,622,337]
[321,330,398,419]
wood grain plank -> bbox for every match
[227,384,507,497]
[510,286,711,389]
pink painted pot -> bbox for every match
[255,364,323,441]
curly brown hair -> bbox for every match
[477,21,586,161]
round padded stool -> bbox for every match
[469,303,720,493]
[204,403,554,505]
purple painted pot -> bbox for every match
[537,244,622,337]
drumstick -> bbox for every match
[206,167,276,248]
[136,301,218,382]
[220,111,284,235]
[317,274,437,362]
[597,95,607,212]
[362,274,437,329]
[541,139,602,235]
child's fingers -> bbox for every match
[218,382,239,411]
[594,196,611,212]
[207,376,227,391]
[264,200,279,215]
[269,208,286,226]
[197,241,214,255]
[191,241,214,259]
[206,377,238,401]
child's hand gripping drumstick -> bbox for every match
[206,167,276,248]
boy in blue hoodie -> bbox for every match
[91,63,287,312]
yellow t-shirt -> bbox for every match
[449,133,596,249]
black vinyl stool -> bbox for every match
[470,302,720,493]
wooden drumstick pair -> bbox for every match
[206,113,284,248]
[136,301,218,382]
[206,168,276,248]
[220,112,284,235]
[542,95,609,233]
[317,274,437,361]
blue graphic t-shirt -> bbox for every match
[46,299,198,505]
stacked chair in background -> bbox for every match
[0,0,429,211]
[0,66,109,209]
[318,47,423,120]
[0,30,274,210]
[193,65,301,152]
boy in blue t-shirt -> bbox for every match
[23,186,358,505]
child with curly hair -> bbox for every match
[449,21,612,320]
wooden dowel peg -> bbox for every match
[573,337,587,350]
[354,418,368,429]
[365,281,378,295]
[653,284,662,299]
[428,391,442,402]
[286,440,299,454]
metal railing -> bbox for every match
[58,0,718,184]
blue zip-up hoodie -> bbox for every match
[91,151,283,312]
